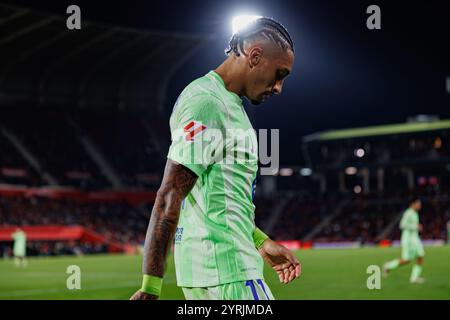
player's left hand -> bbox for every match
[258,239,301,284]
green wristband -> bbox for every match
[141,274,163,296]
[253,227,269,249]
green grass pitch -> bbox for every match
[0,246,449,299]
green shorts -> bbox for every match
[401,239,425,261]
[182,279,274,300]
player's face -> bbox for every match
[247,49,294,105]
[415,200,422,211]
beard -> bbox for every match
[250,99,262,105]
[248,94,265,105]
[244,95,263,105]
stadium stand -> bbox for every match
[0,3,209,255]
[0,196,149,243]
[0,133,42,186]
[0,3,449,257]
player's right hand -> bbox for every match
[258,239,301,284]
[129,290,159,300]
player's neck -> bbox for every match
[215,59,246,97]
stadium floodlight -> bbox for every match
[434,137,442,149]
[279,168,294,176]
[300,168,313,176]
[345,166,358,175]
[354,148,365,158]
[232,15,262,34]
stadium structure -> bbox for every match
[0,2,449,259]
[0,1,448,301]
[0,3,208,255]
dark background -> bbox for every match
[7,0,450,165]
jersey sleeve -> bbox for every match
[167,94,228,177]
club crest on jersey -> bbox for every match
[184,120,207,141]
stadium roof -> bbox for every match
[0,3,211,112]
[303,119,450,142]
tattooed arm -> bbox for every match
[130,159,198,300]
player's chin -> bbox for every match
[250,97,263,105]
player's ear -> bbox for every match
[248,46,263,68]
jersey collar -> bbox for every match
[208,70,243,106]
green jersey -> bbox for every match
[399,207,425,260]
[167,70,263,287]
[400,208,420,241]
[12,230,26,257]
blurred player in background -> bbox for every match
[383,198,425,284]
[447,220,450,244]
[130,16,301,300]
[12,228,27,267]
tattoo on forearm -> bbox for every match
[142,160,197,277]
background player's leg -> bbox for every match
[410,240,425,283]
[383,258,409,275]
[410,256,424,283]
[385,240,415,275]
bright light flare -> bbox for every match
[279,168,294,176]
[345,167,358,175]
[354,148,365,158]
[232,15,262,34]
[300,168,313,176]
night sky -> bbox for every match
[7,0,450,164]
